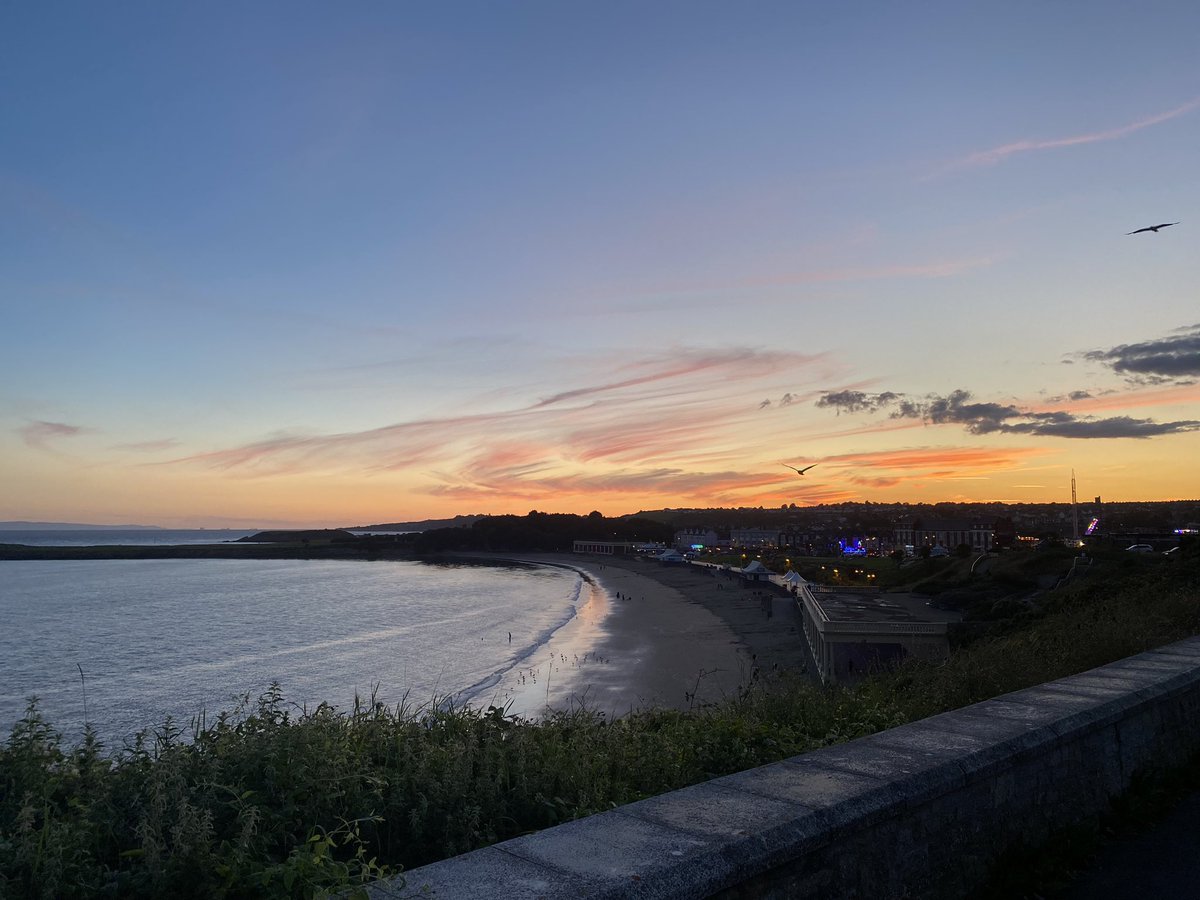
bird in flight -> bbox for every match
[782,462,818,476]
[1127,222,1180,235]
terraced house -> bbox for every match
[894,518,994,553]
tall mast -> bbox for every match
[1071,469,1079,543]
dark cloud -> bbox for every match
[816,388,1200,439]
[918,389,1023,431]
[995,415,1200,438]
[902,391,1200,438]
[1083,323,1200,380]
[815,390,900,414]
[1043,389,1092,403]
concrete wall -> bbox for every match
[371,636,1200,899]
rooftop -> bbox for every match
[813,591,961,625]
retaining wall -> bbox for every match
[372,636,1200,899]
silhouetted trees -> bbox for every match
[412,511,672,554]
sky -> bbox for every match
[2,2,1199,528]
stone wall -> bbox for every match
[372,636,1200,899]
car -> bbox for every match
[1125,544,1155,553]
[928,546,950,558]
[1163,547,1180,557]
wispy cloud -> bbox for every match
[112,438,180,452]
[164,347,827,501]
[426,461,857,509]
[822,445,1047,473]
[949,96,1200,170]
[533,347,810,408]
[20,420,88,450]
[805,445,1047,493]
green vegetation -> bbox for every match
[2,549,1197,898]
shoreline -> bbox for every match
[468,552,815,719]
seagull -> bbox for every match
[1126,222,1180,235]
[782,462,818,476]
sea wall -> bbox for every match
[375,636,1200,899]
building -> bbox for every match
[795,584,953,683]
[674,528,719,551]
[894,519,993,553]
[779,526,838,556]
[572,540,640,555]
[730,527,781,549]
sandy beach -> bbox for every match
[478,553,813,719]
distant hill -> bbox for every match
[345,515,485,533]
[237,529,357,543]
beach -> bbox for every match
[478,553,814,719]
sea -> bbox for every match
[0,528,377,547]
[0,531,606,746]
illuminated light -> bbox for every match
[839,537,868,557]
[1085,518,1100,536]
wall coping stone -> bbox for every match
[385,637,1200,899]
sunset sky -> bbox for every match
[3,2,1199,528]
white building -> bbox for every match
[674,528,719,550]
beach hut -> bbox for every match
[739,560,775,582]
[783,569,806,594]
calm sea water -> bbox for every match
[0,558,592,745]
[0,529,412,547]
[0,529,259,546]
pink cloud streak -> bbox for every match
[954,96,1200,169]
[163,346,824,479]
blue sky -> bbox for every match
[3,2,1199,526]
